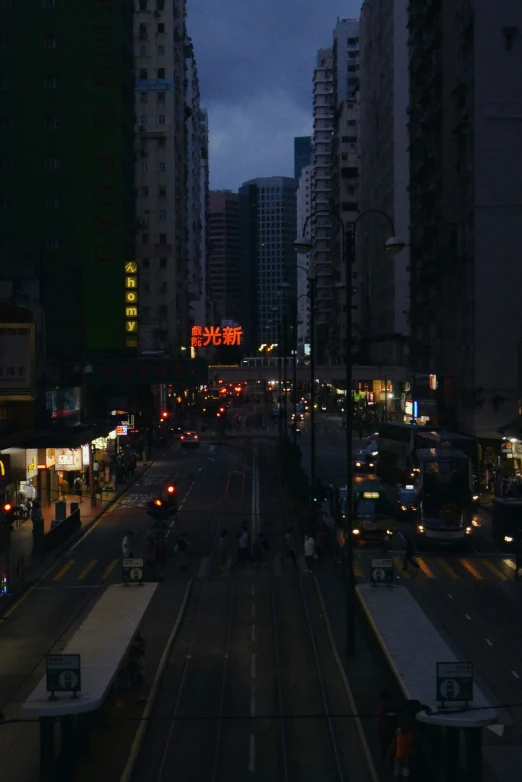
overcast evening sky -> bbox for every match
[187,0,362,191]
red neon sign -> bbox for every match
[190,325,243,348]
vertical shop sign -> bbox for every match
[125,262,138,348]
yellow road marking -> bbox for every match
[101,558,120,581]
[354,561,363,578]
[459,558,484,580]
[77,559,97,581]
[417,557,436,579]
[503,558,516,571]
[53,561,75,582]
[196,557,209,578]
[481,559,508,581]
[393,557,410,577]
[437,558,460,579]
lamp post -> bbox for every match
[295,209,404,656]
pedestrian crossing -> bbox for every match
[39,553,518,586]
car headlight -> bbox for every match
[417,525,424,533]
[504,536,514,543]
[401,505,407,511]
[355,462,361,467]
[369,463,374,468]
[352,528,360,535]
[473,495,479,501]
[386,529,393,536]
[465,527,472,534]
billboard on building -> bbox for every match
[0,324,35,399]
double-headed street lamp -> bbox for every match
[295,208,404,656]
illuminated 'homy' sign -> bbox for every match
[191,325,242,348]
[125,262,138,348]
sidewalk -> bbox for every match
[2,459,153,606]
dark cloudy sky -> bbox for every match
[187,0,361,191]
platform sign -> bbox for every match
[370,557,394,586]
[122,557,144,585]
[436,662,473,705]
[46,654,81,699]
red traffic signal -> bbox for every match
[3,503,12,512]
[167,485,175,494]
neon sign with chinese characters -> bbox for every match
[125,262,138,348]
[191,325,243,348]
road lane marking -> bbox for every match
[54,561,75,581]
[417,558,436,579]
[393,557,410,577]
[459,559,484,580]
[354,561,363,578]
[101,558,120,581]
[251,624,256,642]
[251,654,256,678]
[465,614,471,620]
[485,638,493,646]
[196,557,209,579]
[503,558,516,570]
[77,559,97,581]
[250,687,255,717]
[512,671,520,679]
[249,735,255,772]
[437,559,460,579]
[481,559,508,581]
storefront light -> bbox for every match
[108,430,117,440]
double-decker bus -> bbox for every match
[414,449,474,547]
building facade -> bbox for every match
[0,0,135,360]
[192,108,209,328]
[240,177,297,351]
[294,136,313,180]
[358,0,410,366]
[134,0,188,355]
[408,0,522,447]
[296,165,313,354]
[207,191,243,331]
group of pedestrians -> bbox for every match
[122,528,189,581]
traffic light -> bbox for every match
[3,502,15,530]
[166,485,176,496]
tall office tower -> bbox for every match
[193,108,209,327]
[134,0,188,355]
[0,0,135,360]
[240,177,297,351]
[358,0,409,365]
[185,40,204,334]
[208,191,243,328]
[296,165,313,354]
[294,136,313,180]
[408,0,522,446]
[330,18,360,364]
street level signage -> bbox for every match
[46,654,81,699]
[436,662,473,706]
[122,557,144,585]
[370,558,394,586]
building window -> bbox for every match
[43,75,57,89]
[158,45,165,55]
[141,162,148,173]
[143,281,150,293]
[159,233,167,243]
[140,92,147,103]
[139,68,148,79]
[142,259,150,268]
[347,37,358,45]
[139,0,147,9]
[158,115,165,125]
[142,233,149,244]
[44,116,60,129]
[158,137,165,148]
[159,257,167,268]
[159,209,166,221]
[44,157,61,170]
[141,185,149,196]
[346,136,357,143]
[157,0,164,9]
[159,305,168,318]
[45,196,61,209]
[159,281,167,293]
[157,23,165,34]
[140,44,147,56]
[158,186,166,197]
[140,115,147,126]
[157,161,166,172]
[44,35,57,49]
[157,67,165,78]
[157,91,165,103]
[44,239,60,250]
[139,23,147,40]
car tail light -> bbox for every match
[194,435,198,439]
[180,436,184,439]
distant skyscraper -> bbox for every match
[294,137,313,180]
[296,165,313,353]
[208,191,242,326]
[240,177,297,349]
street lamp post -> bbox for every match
[295,209,404,656]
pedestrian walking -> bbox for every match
[402,534,420,574]
[122,531,134,558]
[387,724,414,779]
[154,531,168,579]
[281,527,298,570]
[238,528,250,563]
[304,534,316,573]
[74,476,83,503]
[219,529,229,570]
[175,532,189,569]
[374,689,397,762]
[144,536,156,581]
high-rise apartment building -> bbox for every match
[240,177,297,349]
[0,0,135,360]
[193,108,209,327]
[294,137,313,180]
[134,0,188,355]
[185,40,204,334]
[408,0,522,445]
[296,165,313,354]
[358,0,409,365]
[208,192,243,330]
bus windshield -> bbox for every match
[422,460,470,500]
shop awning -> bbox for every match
[497,415,522,438]
[21,421,114,450]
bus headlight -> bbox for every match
[473,495,479,501]
[369,463,374,468]
[465,527,472,534]
[504,536,514,543]
[355,462,361,467]
[417,525,424,533]
[352,528,360,535]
